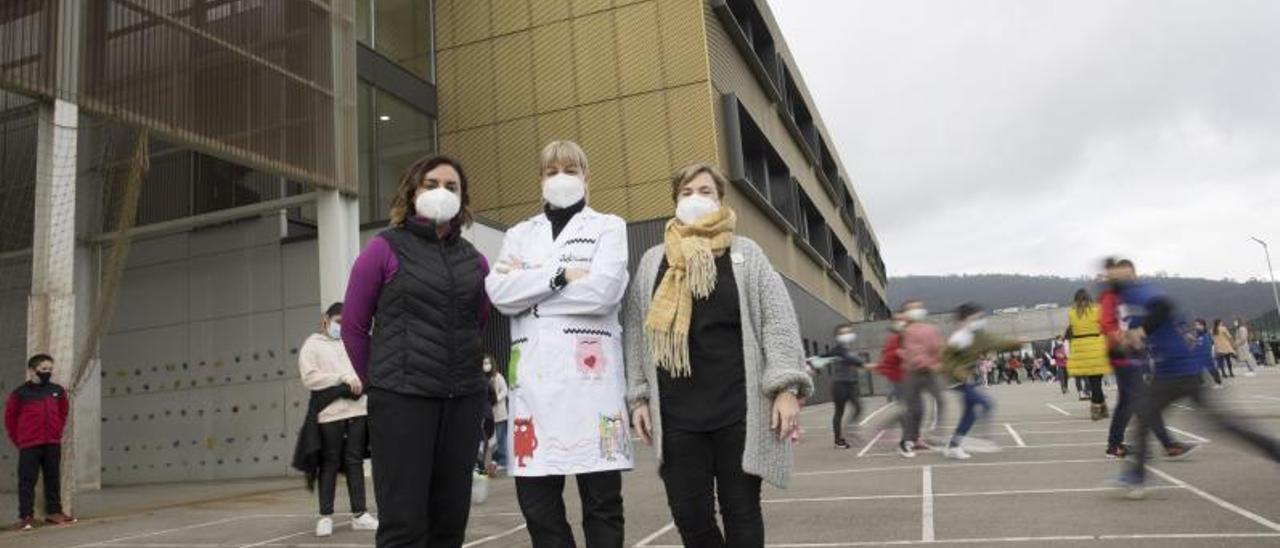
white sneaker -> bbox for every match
[316,516,333,537]
[351,512,379,531]
[1245,371,1256,377]
[897,440,916,458]
[944,446,972,460]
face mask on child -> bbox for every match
[327,321,341,340]
[36,371,52,384]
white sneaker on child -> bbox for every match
[352,512,379,531]
[944,446,972,460]
[316,516,333,537]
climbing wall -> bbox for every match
[97,216,508,486]
[99,217,317,485]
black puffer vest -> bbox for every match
[368,223,486,398]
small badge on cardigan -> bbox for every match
[731,252,745,265]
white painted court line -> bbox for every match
[1014,428,1108,435]
[859,400,895,426]
[1045,403,1071,416]
[462,523,529,547]
[1166,425,1211,443]
[644,533,1280,547]
[1255,395,1280,403]
[763,485,1182,504]
[1147,466,1280,532]
[794,457,1113,477]
[1003,424,1026,447]
[859,442,1100,458]
[857,429,887,457]
[921,466,935,542]
[70,516,258,548]
[633,521,676,547]
[238,519,351,548]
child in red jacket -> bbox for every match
[4,354,75,531]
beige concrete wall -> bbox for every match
[704,0,878,320]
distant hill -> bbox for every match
[888,274,1278,322]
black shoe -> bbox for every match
[835,439,852,450]
[1105,445,1128,459]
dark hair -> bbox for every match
[1194,318,1207,328]
[1213,319,1224,332]
[955,302,982,321]
[325,302,344,318]
[1073,289,1093,314]
[27,353,53,370]
[388,154,474,228]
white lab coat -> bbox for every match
[485,206,634,477]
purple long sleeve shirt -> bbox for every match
[341,222,490,381]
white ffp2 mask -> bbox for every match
[414,188,461,223]
[542,173,586,209]
[675,195,720,225]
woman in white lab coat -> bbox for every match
[485,141,631,548]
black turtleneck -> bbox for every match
[545,199,585,240]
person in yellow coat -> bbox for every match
[1065,289,1112,420]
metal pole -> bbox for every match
[1252,237,1280,340]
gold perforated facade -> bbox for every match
[438,0,889,321]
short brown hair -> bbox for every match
[388,154,474,228]
[669,162,728,202]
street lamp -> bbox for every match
[1251,237,1280,345]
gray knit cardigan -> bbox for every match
[624,236,814,489]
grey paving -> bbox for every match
[2,369,1278,547]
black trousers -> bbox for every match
[1129,374,1280,481]
[831,381,862,442]
[1216,354,1235,377]
[516,471,624,548]
[1108,366,1174,449]
[660,421,763,548]
[369,388,484,548]
[17,444,61,519]
[318,416,368,516]
[1086,375,1105,404]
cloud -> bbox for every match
[769,0,1280,280]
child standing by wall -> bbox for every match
[4,354,75,531]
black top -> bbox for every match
[818,347,865,383]
[369,225,486,398]
[655,251,746,432]
[545,199,586,240]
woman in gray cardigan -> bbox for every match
[624,163,812,548]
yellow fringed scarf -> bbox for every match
[644,207,737,377]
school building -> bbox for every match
[0,0,887,489]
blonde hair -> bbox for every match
[669,162,728,202]
[539,140,589,175]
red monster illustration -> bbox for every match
[575,336,606,379]
[513,417,538,468]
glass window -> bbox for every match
[357,83,436,224]
[358,0,435,83]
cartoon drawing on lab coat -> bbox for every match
[485,206,633,476]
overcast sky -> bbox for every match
[769,0,1280,281]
